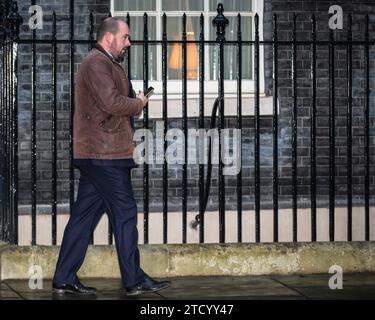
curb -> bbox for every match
[0,242,374,280]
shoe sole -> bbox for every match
[126,282,171,296]
[52,288,96,295]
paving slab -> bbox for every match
[1,274,374,300]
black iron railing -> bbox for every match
[0,0,22,244]
[0,1,373,245]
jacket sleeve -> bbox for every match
[84,59,144,117]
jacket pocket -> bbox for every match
[98,115,122,133]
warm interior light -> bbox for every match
[168,18,199,79]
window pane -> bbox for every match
[209,0,252,12]
[166,16,200,80]
[114,0,156,11]
[210,16,252,41]
[124,15,157,40]
[162,0,204,11]
[209,16,252,80]
[118,16,157,80]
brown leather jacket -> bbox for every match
[73,45,144,159]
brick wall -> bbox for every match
[263,0,375,209]
[17,0,110,206]
[10,0,375,213]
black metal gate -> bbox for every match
[0,1,373,245]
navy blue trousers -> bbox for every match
[53,165,146,288]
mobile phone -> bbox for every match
[144,86,155,98]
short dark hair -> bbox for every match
[97,17,125,42]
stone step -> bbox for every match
[1,242,375,281]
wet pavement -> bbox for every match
[1,274,374,300]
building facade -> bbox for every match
[1,0,374,244]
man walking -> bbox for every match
[52,17,171,296]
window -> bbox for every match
[111,0,264,102]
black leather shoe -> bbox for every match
[126,276,171,296]
[52,281,97,295]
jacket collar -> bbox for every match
[94,44,122,65]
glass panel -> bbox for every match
[209,0,252,12]
[119,16,157,80]
[166,16,200,80]
[162,0,204,11]
[124,15,157,40]
[210,16,252,41]
[209,16,252,80]
[114,0,156,11]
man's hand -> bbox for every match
[137,91,149,107]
